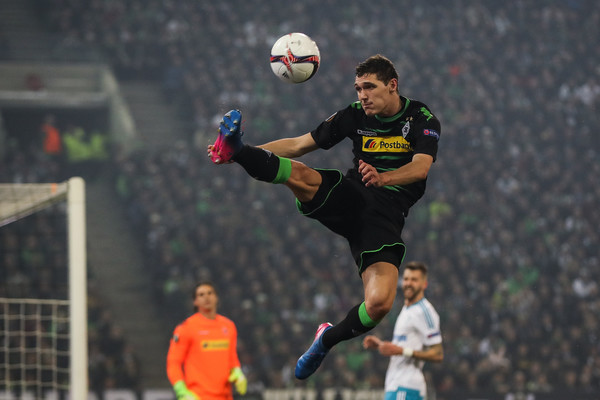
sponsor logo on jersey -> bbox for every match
[427,331,441,339]
[363,136,412,152]
[423,129,440,140]
[357,129,377,137]
[201,339,230,350]
[394,334,408,342]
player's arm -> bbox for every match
[408,343,444,363]
[359,153,434,188]
[376,341,443,363]
[259,132,319,158]
[226,322,247,395]
[166,328,187,384]
[166,326,199,399]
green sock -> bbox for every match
[358,301,378,328]
[322,302,379,348]
[234,145,291,183]
[273,157,292,183]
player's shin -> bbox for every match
[322,302,379,348]
[234,146,291,183]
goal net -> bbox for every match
[0,177,87,400]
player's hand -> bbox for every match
[358,160,384,187]
[228,367,248,395]
[173,380,199,400]
[362,335,382,349]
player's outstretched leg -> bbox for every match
[210,109,244,163]
[295,322,333,380]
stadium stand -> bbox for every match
[2,0,598,398]
[0,124,142,396]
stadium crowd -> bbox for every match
[107,0,600,397]
[3,0,599,399]
[0,129,141,394]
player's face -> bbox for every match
[194,284,218,313]
[354,74,399,117]
[401,268,427,305]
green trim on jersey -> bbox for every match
[359,242,406,271]
[420,106,434,121]
[372,154,413,161]
[350,99,412,122]
[374,167,413,192]
[312,96,439,211]
[383,185,411,193]
[295,169,343,216]
[375,98,410,123]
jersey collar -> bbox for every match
[375,96,410,123]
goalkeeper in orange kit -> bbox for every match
[167,281,247,400]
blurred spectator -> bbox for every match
[40,114,62,157]
[25,73,44,91]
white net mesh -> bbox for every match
[0,179,87,399]
[0,298,70,399]
[0,183,68,228]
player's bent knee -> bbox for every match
[365,299,393,322]
[291,161,321,183]
[285,162,322,202]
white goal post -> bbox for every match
[0,177,88,399]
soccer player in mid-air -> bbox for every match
[208,54,441,379]
[363,261,444,400]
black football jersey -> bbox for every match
[311,96,441,206]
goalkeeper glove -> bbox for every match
[228,367,247,395]
[173,380,199,400]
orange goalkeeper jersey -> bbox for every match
[166,313,241,400]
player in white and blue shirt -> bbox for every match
[363,261,443,400]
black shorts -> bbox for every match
[296,169,407,275]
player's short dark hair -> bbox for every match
[355,54,399,86]
[404,261,428,277]
[193,281,217,298]
[193,281,218,312]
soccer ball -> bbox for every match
[270,32,320,84]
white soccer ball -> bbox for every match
[270,32,320,84]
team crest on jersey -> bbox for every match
[402,121,410,138]
[363,136,412,152]
[201,339,230,350]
